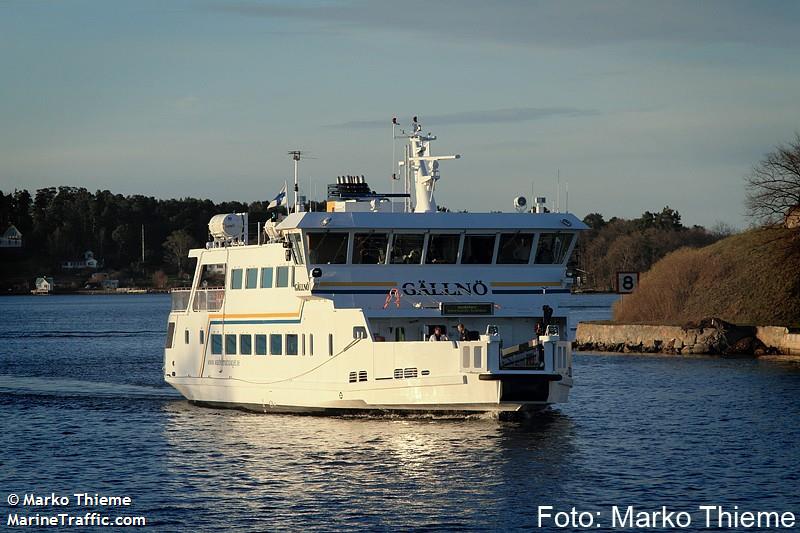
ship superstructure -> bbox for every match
[165,120,587,413]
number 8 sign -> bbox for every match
[616,272,639,294]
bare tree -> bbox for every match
[746,134,800,226]
[163,230,196,277]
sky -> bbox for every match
[1,0,799,228]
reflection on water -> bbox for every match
[157,402,577,529]
[1,295,799,530]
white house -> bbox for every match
[0,225,22,248]
[33,277,54,294]
[62,250,99,270]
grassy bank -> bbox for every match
[613,227,800,326]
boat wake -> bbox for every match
[0,330,163,339]
[0,374,181,400]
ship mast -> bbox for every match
[403,117,460,213]
[288,150,304,213]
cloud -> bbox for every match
[213,0,800,49]
[328,107,599,129]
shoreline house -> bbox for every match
[32,277,54,294]
[62,250,100,270]
[0,225,22,248]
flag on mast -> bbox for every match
[268,182,287,209]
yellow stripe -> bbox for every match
[317,281,397,287]
[491,281,562,287]
[208,311,301,319]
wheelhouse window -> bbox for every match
[390,234,425,264]
[461,234,496,264]
[426,234,460,264]
[497,233,534,264]
[535,232,575,264]
[308,232,348,264]
[289,233,305,264]
[270,334,283,355]
[197,263,226,287]
[352,233,389,264]
[260,267,273,288]
[230,269,243,289]
[276,266,291,288]
[245,268,258,289]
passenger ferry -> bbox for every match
[165,119,587,414]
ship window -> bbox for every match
[497,233,534,264]
[535,232,574,264]
[211,334,222,355]
[197,263,226,288]
[286,334,298,355]
[184,329,189,344]
[245,268,258,289]
[390,234,425,264]
[352,233,389,264]
[302,334,306,355]
[230,268,243,289]
[260,267,273,288]
[328,333,334,356]
[462,234,496,264]
[394,327,405,341]
[240,334,252,355]
[255,334,267,355]
[289,233,305,264]
[276,266,290,288]
[426,234,460,264]
[165,322,175,349]
[199,329,204,345]
[353,326,368,339]
[309,334,314,356]
[308,232,348,264]
[225,334,237,355]
[270,334,283,355]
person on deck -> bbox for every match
[457,323,469,341]
[428,326,449,341]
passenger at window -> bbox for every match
[457,323,469,341]
[428,326,449,341]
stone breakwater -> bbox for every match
[575,318,800,356]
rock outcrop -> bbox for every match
[575,318,784,356]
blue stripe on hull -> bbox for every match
[491,289,570,294]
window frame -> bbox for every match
[425,232,462,265]
[388,232,427,265]
[225,334,237,355]
[270,334,283,355]
[255,334,267,355]
[245,268,258,289]
[286,334,299,356]
[211,333,223,355]
[230,268,243,289]
[260,267,273,288]
[239,334,252,355]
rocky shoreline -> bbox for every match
[575,318,800,356]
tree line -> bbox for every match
[0,187,298,286]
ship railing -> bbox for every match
[170,287,192,311]
[192,287,225,312]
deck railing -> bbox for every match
[192,287,225,312]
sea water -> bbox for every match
[1,295,798,530]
